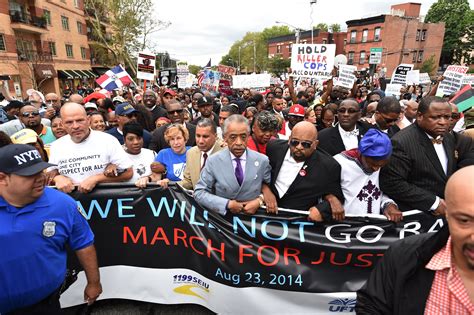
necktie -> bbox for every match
[201,152,208,170]
[431,137,443,145]
[234,158,244,186]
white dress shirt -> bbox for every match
[274,149,304,198]
[230,150,247,180]
[200,143,217,168]
[338,124,359,151]
[426,133,448,210]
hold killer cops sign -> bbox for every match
[290,44,336,79]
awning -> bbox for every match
[58,70,75,80]
[83,69,97,78]
[69,70,84,79]
[34,64,57,79]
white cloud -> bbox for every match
[150,0,473,66]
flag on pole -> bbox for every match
[204,59,211,69]
[96,65,133,91]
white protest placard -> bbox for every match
[136,51,156,81]
[436,65,469,96]
[335,65,357,89]
[290,44,336,79]
[232,73,271,89]
[391,64,414,85]
[385,84,403,97]
[419,72,431,85]
[462,74,474,87]
[406,70,420,85]
[176,62,190,89]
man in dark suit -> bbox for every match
[266,121,344,222]
[380,96,474,214]
[149,99,196,153]
[371,96,401,138]
[190,96,219,126]
[318,98,370,156]
[143,90,167,124]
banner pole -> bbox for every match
[143,79,147,91]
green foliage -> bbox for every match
[330,23,341,33]
[314,23,329,32]
[188,65,201,75]
[425,0,474,65]
[267,56,291,76]
[417,54,438,75]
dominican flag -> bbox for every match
[96,65,133,91]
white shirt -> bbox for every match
[230,150,247,181]
[274,149,304,198]
[200,143,216,168]
[126,148,156,183]
[338,124,359,151]
[425,133,448,210]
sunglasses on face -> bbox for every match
[289,139,313,149]
[380,115,399,124]
[337,108,360,114]
[168,109,184,115]
[21,111,40,117]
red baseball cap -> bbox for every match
[163,89,176,96]
[288,104,305,117]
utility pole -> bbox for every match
[253,40,256,73]
[238,46,241,74]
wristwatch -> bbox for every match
[258,194,265,207]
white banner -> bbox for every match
[335,65,357,89]
[232,74,271,89]
[419,73,431,85]
[436,65,469,97]
[290,44,336,79]
[391,64,414,85]
[137,51,156,81]
[177,62,190,89]
[385,84,403,97]
[406,70,420,85]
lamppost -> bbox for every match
[310,0,318,44]
[238,46,241,74]
[275,21,303,44]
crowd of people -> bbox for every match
[0,69,473,313]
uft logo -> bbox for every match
[328,298,356,312]
[42,221,56,237]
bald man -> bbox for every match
[357,166,474,314]
[265,121,344,222]
[48,103,133,193]
[68,93,84,104]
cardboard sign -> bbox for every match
[232,73,271,89]
[436,65,469,97]
[391,64,414,85]
[137,51,156,81]
[419,73,431,85]
[335,65,357,89]
[462,74,474,87]
[406,70,420,85]
[217,65,236,76]
[176,62,190,89]
[290,44,336,79]
[385,84,403,97]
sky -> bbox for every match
[150,0,473,66]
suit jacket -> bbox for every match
[380,123,473,211]
[178,139,223,190]
[194,148,271,215]
[318,122,370,156]
[266,140,344,221]
[148,123,196,153]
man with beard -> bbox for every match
[18,104,55,144]
[191,96,219,126]
[143,90,167,124]
[357,166,474,314]
[247,111,280,155]
[278,104,305,140]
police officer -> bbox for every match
[0,144,102,314]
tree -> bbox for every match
[267,56,291,76]
[417,54,438,76]
[330,23,341,33]
[188,65,201,75]
[85,0,170,77]
[425,0,474,66]
[314,23,329,32]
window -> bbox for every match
[322,39,327,44]
[74,0,80,7]
[362,29,368,42]
[43,10,51,26]
[416,29,420,41]
[276,44,281,54]
[348,51,355,65]
[0,34,6,51]
[374,27,381,41]
[77,21,83,34]
[288,43,293,57]
[417,50,424,63]
[412,50,417,63]
[81,47,86,59]
[359,51,366,64]
[65,44,73,58]
[49,42,56,56]
[421,30,427,41]
[350,31,356,43]
[344,39,347,46]
[61,16,69,30]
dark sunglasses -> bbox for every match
[337,108,360,114]
[289,139,313,149]
[381,116,399,124]
[168,109,184,115]
[21,111,40,117]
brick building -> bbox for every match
[345,2,445,78]
[0,0,96,99]
[268,29,346,59]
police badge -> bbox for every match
[43,221,56,237]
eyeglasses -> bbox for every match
[451,113,461,119]
[168,109,184,115]
[289,139,313,149]
[46,99,59,103]
[337,108,360,114]
[380,115,399,124]
[21,111,40,117]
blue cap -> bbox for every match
[115,102,137,116]
[359,129,392,159]
[0,144,55,176]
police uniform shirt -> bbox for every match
[0,187,94,313]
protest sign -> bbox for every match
[419,72,431,85]
[137,51,156,81]
[61,185,442,314]
[335,65,357,89]
[198,70,221,91]
[232,73,271,89]
[436,65,469,97]
[290,44,336,79]
[176,62,190,89]
[369,47,383,65]
[406,70,420,85]
[385,84,403,97]
[391,64,414,85]
[462,74,474,87]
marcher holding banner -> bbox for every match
[0,144,101,314]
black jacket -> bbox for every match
[318,122,370,156]
[266,140,344,221]
[356,225,449,314]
